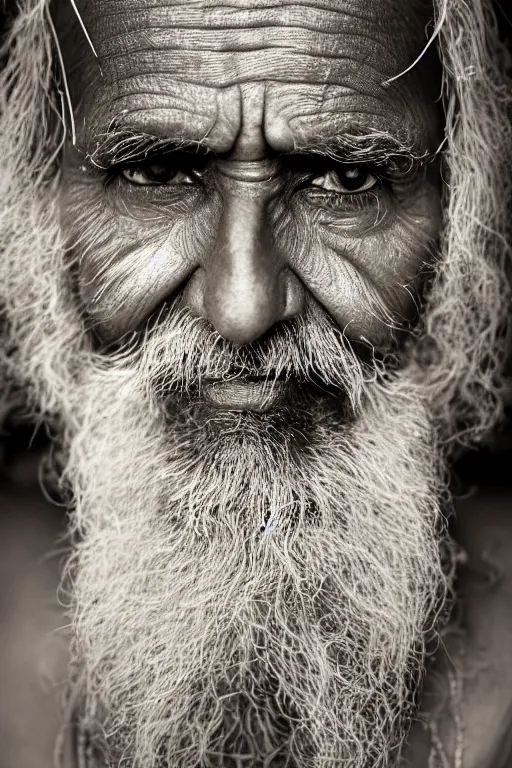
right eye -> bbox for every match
[121,161,197,187]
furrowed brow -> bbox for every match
[85,128,210,169]
[292,131,433,175]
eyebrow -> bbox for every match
[292,131,433,175]
[85,125,433,174]
[85,128,210,169]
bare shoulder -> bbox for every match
[0,471,70,768]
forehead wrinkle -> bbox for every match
[85,83,436,160]
[60,1,439,150]
[75,78,234,150]
[95,25,400,50]
[92,37,390,78]
[69,1,434,80]
[93,53,408,90]
[62,0,440,155]
[82,0,429,29]
[84,83,244,153]
[91,26,396,63]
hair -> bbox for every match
[412,0,512,448]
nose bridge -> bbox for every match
[217,179,277,259]
[216,158,279,183]
[203,180,284,344]
[182,79,305,344]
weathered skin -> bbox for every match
[56,0,442,352]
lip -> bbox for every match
[202,378,288,412]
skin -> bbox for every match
[55,0,442,358]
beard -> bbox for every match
[51,303,448,768]
[0,1,510,767]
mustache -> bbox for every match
[101,299,385,408]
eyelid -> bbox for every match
[311,169,379,194]
[107,153,211,190]
[121,167,196,187]
[285,151,424,183]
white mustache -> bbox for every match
[107,302,381,415]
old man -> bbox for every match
[0,0,511,766]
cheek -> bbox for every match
[61,173,219,341]
[277,186,441,346]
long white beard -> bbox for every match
[58,313,450,768]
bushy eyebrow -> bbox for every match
[291,132,433,175]
[85,125,432,175]
[85,129,209,169]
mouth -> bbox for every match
[202,374,290,412]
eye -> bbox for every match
[311,166,378,194]
[120,161,197,187]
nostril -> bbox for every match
[209,308,278,346]
[182,268,207,319]
[183,267,305,345]
[282,270,305,321]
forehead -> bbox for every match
[58,0,440,153]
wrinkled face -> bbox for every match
[57,0,442,392]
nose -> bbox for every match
[183,189,304,345]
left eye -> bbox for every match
[311,166,378,194]
[121,163,196,186]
